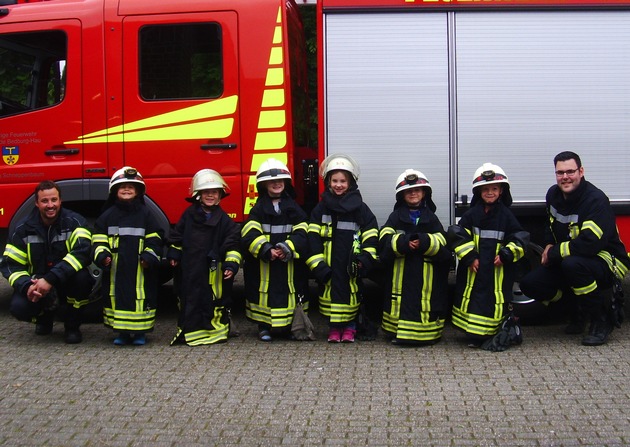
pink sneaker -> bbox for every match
[341,327,356,343]
[327,327,342,343]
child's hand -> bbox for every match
[469,259,479,273]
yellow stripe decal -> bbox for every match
[64,96,238,145]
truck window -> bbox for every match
[0,30,67,118]
[139,23,223,100]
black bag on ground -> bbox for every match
[481,309,523,352]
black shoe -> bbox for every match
[581,318,613,346]
[64,329,83,344]
[35,323,53,335]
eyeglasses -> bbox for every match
[555,169,579,177]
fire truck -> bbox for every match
[317,0,630,250]
[0,0,317,242]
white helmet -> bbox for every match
[471,162,512,206]
[319,153,360,181]
[395,169,436,211]
[190,169,229,198]
[395,169,431,195]
[109,166,145,194]
[256,158,292,184]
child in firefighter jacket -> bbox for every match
[379,169,452,346]
[307,154,379,343]
[93,167,164,346]
[241,158,309,341]
[448,163,529,347]
[167,169,242,346]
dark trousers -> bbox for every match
[9,269,94,330]
[520,255,613,316]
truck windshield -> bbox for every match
[0,30,67,118]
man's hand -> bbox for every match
[469,258,479,273]
[541,244,553,266]
[27,277,53,302]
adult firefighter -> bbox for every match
[448,163,530,347]
[241,158,309,341]
[1,180,93,344]
[167,169,241,346]
[306,154,379,343]
[519,151,629,346]
[379,169,452,345]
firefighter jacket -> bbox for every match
[1,207,92,307]
[167,203,241,346]
[448,202,529,337]
[379,201,451,343]
[93,199,164,333]
[306,188,378,324]
[544,179,630,279]
[241,191,309,329]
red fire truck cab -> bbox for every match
[0,0,316,239]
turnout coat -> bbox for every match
[448,202,529,338]
[241,192,309,329]
[167,203,241,346]
[307,188,378,325]
[544,180,630,282]
[379,202,451,343]
[93,199,164,333]
[2,207,92,307]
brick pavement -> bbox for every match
[0,275,629,447]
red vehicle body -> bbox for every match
[0,0,317,239]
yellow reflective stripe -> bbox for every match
[249,235,270,257]
[559,241,571,258]
[379,226,395,239]
[361,228,378,241]
[573,281,598,296]
[293,222,308,232]
[62,253,83,272]
[92,234,109,244]
[8,271,30,287]
[391,234,403,256]
[582,220,603,239]
[242,220,263,236]
[306,254,324,270]
[453,240,475,259]
[93,246,110,258]
[225,250,242,264]
[3,244,28,265]
[308,222,323,233]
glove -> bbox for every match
[275,241,294,262]
[498,247,514,264]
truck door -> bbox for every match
[0,21,83,201]
[121,12,241,210]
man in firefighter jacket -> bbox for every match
[520,151,629,346]
[0,180,94,344]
